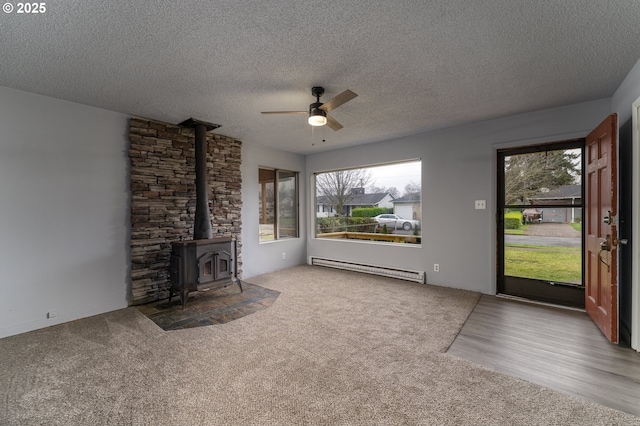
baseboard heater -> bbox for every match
[310,257,425,284]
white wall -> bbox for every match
[0,87,129,338]
[306,99,611,294]
[241,141,306,278]
[379,194,394,209]
[612,59,640,123]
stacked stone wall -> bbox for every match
[129,117,242,304]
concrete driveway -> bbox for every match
[524,223,581,238]
[506,223,581,248]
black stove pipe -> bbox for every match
[178,118,221,240]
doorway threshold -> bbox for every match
[496,293,585,313]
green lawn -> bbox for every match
[259,224,275,242]
[505,244,582,283]
[504,224,529,235]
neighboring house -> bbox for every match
[316,189,394,217]
[316,196,338,217]
[392,192,421,221]
[528,184,582,223]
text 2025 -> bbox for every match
[17,3,46,13]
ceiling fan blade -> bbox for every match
[319,90,358,112]
[325,114,343,131]
[261,111,307,114]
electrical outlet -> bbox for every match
[47,311,57,319]
[434,264,440,272]
[282,252,286,260]
[475,200,486,210]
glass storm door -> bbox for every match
[497,140,585,307]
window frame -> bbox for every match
[313,159,422,246]
[259,167,299,242]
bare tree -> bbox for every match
[504,150,580,205]
[316,169,372,216]
[403,181,421,196]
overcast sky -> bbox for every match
[366,160,421,192]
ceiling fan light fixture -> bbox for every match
[262,87,356,131]
[308,108,327,126]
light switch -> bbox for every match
[475,200,486,210]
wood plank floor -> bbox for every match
[447,295,640,417]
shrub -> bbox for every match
[351,207,393,218]
[317,217,377,233]
[504,211,523,230]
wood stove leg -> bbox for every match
[237,279,243,293]
[181,290,189,309]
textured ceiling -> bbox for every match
[2,1,640,154]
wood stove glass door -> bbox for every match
[199,253,215,284]
[214,250,232,281]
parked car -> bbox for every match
[373,214,420,231]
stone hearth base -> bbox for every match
[135,282,279,330]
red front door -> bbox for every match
[585,113,618,343]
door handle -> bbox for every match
[599,234,612,251]
[598,250,610,271]
[598,234,612,271]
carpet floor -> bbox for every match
[0,265,638,425]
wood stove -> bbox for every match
[167,118,242,309]
[169,237,241,309]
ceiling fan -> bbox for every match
[261,86,357,131]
